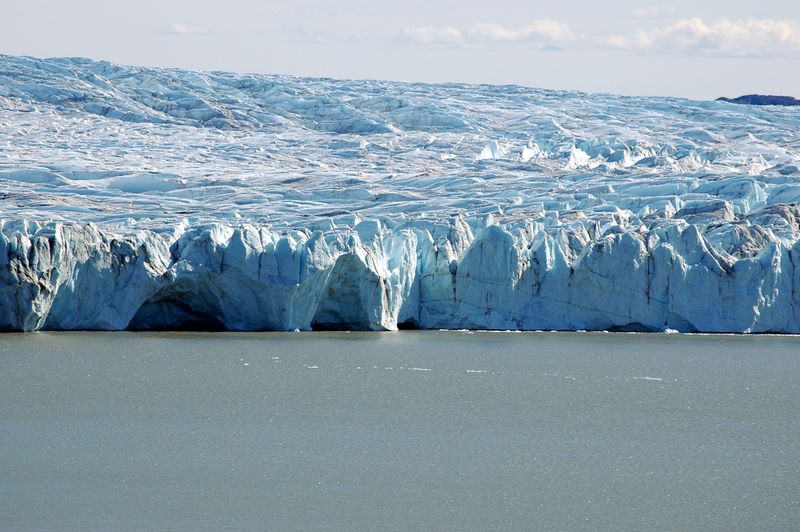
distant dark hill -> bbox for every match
[717,94,800,106]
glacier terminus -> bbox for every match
[1,55,799,333]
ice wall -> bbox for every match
[2,214,799,333]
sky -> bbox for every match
[1,0,799,99]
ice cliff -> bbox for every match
[2,55,799,332]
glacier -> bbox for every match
[1,55,799,332]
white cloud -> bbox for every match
[607,18,800,57]
[468,20,574,45]
[167,24,210,37]
[403,26,463,45]
[404,20,574,48]
[631,6,676,19]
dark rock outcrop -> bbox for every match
[717,95,800,106]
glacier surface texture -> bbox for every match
[1,55,800,332]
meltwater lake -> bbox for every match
[1,331,799,530]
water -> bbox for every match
[1,331,799,530]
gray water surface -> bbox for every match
[1,331,799,530]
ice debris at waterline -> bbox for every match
[1,55,800,333]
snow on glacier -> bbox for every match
[1,54,800,332]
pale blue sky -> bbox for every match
[2,0,799,98]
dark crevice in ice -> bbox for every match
[397,319,421,330]
[127,297,227,331]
